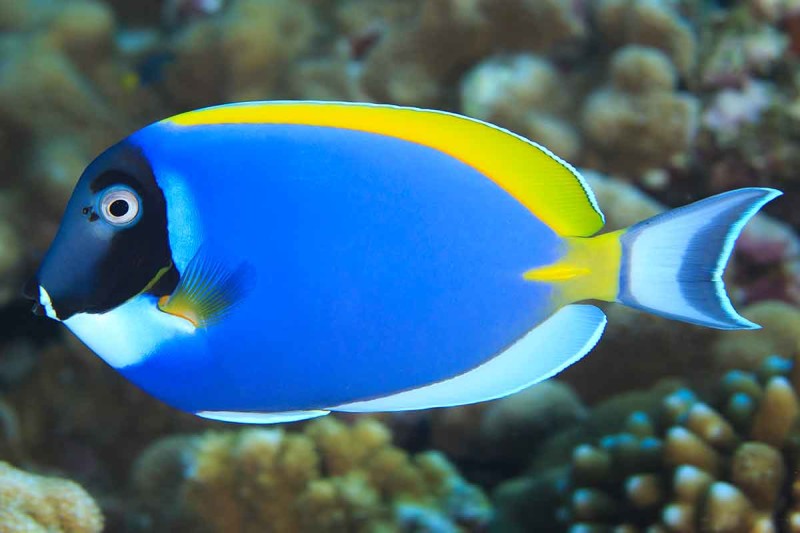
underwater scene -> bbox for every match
[2,0,800,531]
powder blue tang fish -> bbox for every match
[27,101,781,424]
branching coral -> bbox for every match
[0,461,103,533]
[132,417,491,532]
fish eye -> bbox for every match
[99,187,140,226]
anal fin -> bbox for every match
[196,409,330,424]
[331,304,607,412]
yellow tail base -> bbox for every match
[524,230,623,305]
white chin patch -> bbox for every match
[39,286,59,320]
[63,295,195,369]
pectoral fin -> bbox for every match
[158,246,254,328]
[331,304,607,412]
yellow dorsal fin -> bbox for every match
[168,101,606,237]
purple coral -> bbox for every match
[702,80,773,139]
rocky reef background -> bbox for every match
[1,0,799,531]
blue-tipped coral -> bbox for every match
[491,348,800,531]
[557,352,800,531]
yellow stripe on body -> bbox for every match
[167,101,605,237]
[524,230,623,303]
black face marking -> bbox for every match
[27,140,178,319]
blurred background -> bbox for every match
[1,0,799,531]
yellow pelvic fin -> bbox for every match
[524,230,623,304]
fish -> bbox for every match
[25,101,781,424]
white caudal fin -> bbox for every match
[617,188,782,330]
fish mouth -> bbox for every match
[37,287,59,320]
[22,277,59,321]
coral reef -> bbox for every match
[0,461,103,533]
[163,0,317,106]
[1,334,210,496]
[688,0,800,228]
[495,350,800,531]
[0,1,798,531]
[595,0,697,75]
[581,45,700,176]
[710,300,800,373]
[132,417,491,532]
[491,379,685,532]
[360,0,587,108]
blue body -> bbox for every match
[122,123,563,412]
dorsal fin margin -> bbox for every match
[167,101,606,237]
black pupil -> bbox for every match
[109,199,130,217]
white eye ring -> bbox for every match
[100,188,140,226]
